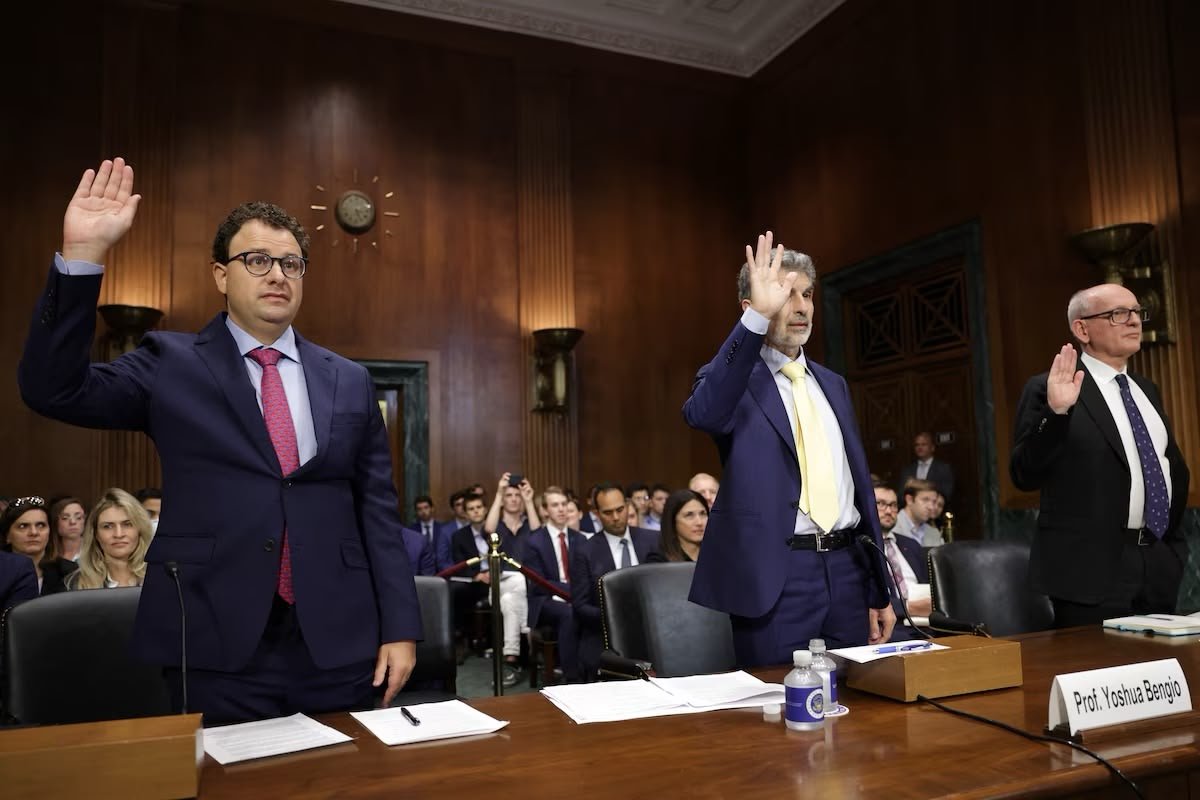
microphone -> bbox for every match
[165,561,188,714]
[855,534,933,640]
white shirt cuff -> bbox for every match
[55,252,105,275]
[740,307,769,334]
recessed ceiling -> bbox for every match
[335,0,846,76]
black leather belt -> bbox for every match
[785,530,853,552]
[1124,528,1160,547]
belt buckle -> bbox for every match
[814,533,830,553]
[1137,529,1154,547]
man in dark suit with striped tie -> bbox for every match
[1011,283,1190,627]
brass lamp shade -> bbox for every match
[98,304,163,361]
[531,327,584,413]
[1070,223,1154,284]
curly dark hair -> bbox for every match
[211,201,310,263]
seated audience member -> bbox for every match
[625,501,641,528]
[524,486,586,682]
[451,493,527,687]
[570,483,659,680]
[564,498,589,537]
[449,489,470,530]
[409,494,452,572]
[1,496,77,595]
[627,483,650,527]
[484,472,541,559]
[893,479,944,547]
[400,527,436,577]
[67,488,153,590]
[874,483,931,639]
[687,472,720,508]
[49,496,87,562]
[579,484,602,534]
[642,484,670,531]
[134,487,162,524]
[648,489,709,563]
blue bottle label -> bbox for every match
[828,667,838,706]
[785,685,823,723]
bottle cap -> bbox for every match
[762,703,782,720]
[792,649,812,666]
[809,638,826,653]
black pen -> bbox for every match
[400,706,421,726]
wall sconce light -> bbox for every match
[531,327,583,413]
[97,304,163,362]
[1069,222,1174,343]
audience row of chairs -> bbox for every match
[0,539,1049,724]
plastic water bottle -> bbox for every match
[784,649,825,731]
[809,638,839,715]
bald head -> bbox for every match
[688,472,719,506]
[1067,283,1142,367]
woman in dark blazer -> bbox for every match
[648,490,709,563]
[1,496,78,595]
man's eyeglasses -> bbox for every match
[10,496,45,510]
[226,251,307,279]
[1078,306,1149,325]
[875,500,899,510]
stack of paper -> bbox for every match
[541,670,784,724]
[351,700,508,745]
[1104,614,1200,637]
[203,714,353,765]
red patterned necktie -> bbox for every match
[558,531,571,583]
[246,347,298,604]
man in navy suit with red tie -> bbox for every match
[684,232,894,669]
[524,486,586,682]
[19,158,422,722]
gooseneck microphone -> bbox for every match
[855,534,933,640]
[165,561,188,714]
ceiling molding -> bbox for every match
[334,0,846,76]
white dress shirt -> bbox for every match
[1080,352,1172,528]
[742,308,860,535]
[546,524,571,603]
[604,529,639,568]
[916,458,932,480]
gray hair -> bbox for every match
[1066,288,1095,329]
[736,249,816,302]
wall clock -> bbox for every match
[309,171,399,254]
[335,189,375,234]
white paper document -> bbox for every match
[541,670,784,724]
[202,713,353,765]
[351,700,508,746]
[1104,614,1200,636]
[830,641,950,664]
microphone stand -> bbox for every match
[856,534,933,640]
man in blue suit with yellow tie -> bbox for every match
[685,232,895,668]
[19,158,422,722]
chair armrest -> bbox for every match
[598,650,656,681]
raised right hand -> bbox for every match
[745,230,798,319]
[1046,343,1084,414]
[62,158,141,264]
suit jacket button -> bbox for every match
[264,538,275,552]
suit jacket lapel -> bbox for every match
[593,535,616,575]
[294,334,335,476]
[748,360,798,463]
[1077,363,1130,471]
[193,314,279,471]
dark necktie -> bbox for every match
[558,531,571,583]
[1115,374,1169,538]
[423,522,432,543]
[620,538,632,569]
[246,347,298,603]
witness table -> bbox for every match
[199,627,1200,798]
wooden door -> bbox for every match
[844,261,981,538]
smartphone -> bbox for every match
[508,473,524,486]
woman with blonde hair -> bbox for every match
[68,488,152,590]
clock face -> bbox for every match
[335,189,375,234]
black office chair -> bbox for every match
[928,540,1055,637]
[3,587,172,725]
[389,576,459,704]
[599,562,736,678]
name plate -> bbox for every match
[1048,658,1191,735]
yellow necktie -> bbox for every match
[779,361,839,532]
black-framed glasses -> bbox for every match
[875,500,899,510]
[1078,306,1149,325]
[227,251,307,279]
[10,496,45,510]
